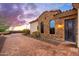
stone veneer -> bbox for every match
[38,9,77,42]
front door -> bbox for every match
[65,19,76,42]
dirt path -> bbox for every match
[0,33,79,56]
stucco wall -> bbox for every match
[77,9,79,47]
[30,21,38,34]
[73,3,79,48]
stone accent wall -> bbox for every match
[72,3,79,9]
[38,9,77,42]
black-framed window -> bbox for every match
[49,20,55,34]
[40,22,44,33]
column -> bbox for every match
[77,9,79,48]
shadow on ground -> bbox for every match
[36,38,77,48]
[0,36,6,52]
[63,44,77,48]
[37,38,61,46]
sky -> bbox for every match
[50,20,55,28]
[0,3,73,26]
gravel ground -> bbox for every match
[0,33,79,56]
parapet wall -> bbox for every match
[55,9,77,19]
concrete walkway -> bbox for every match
[0,33,79,56]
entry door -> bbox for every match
[65,19,76,42]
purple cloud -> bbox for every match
[25,3,37,10]
[0,3,72,26]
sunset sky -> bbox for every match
[0,3,73,26]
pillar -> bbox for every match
[77,8,79,48]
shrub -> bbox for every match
[0,24,9,32]
[0,28,5,32]
[22,29,30,35]
[32,31,40,38]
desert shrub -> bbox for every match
[22,29,30,35]
[32,31,40,38]
[0,25,9,32]
[0,28,5,32]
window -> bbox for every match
[40,22,44,33]
[49,20,55,34]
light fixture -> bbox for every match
[57,24,64,29]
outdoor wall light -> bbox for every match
[57,24,64,29]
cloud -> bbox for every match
[26,13,37,18]
[0,3,72,26]
[25,3,37,10]
[17,3,39,22]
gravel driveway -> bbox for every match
[0,33,79,56]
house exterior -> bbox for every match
[30,3,79,48]
[39,9,77,41]
[30,19,38,34]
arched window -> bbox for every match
[40,22,44,33]
[49,20,55,34]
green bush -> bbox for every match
[0,28,5,32]
[22,29,30,35]
[0,24,9,32]
[0,27,8,32]
[32,31,40,38]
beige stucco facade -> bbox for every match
[78,9,79,47]
[72,3,79,48]
[30,20,38,34]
